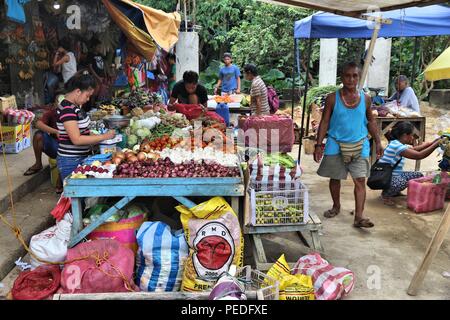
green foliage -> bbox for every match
[229,4,311,76]
[199,60,222,92]
[134,0,178,12]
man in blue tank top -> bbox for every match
[314,62,383,229]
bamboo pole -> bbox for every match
[407,204,450,296]
[359,21,380,89]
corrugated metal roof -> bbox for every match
[259,0,448,17]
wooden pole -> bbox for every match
[298,38,312,163]
[410,37,419,88]
[184,0,188,31]
[407,204,450,296]
[358,21,380,89]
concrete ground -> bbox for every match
[260,103,450,299]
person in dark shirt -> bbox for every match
[87,38,109,106]
[168,71,208,110]
[24,94,65,193]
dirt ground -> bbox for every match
[260,102,450,299]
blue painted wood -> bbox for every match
[174,197,197,209]
[68,196,135,248]
[66,176,242,186]
[64,184,244,198]
[70,198,83,244]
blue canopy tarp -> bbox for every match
[294,5,450,39]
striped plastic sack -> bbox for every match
[135,221,189,292]
[292,253,355,300]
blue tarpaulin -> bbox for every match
[294,5,450,39]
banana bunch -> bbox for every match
[35,60,49,70]
[18,69,34,80]
[100,104,117,115]
[17,48,27,58]
[35,49,48,59]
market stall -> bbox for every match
[292,4,450,161]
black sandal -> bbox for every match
[324,208,340,218]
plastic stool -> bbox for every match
[48,157,60,187]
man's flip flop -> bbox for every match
[24,167,43,176]
[324,208,340,218]
[353,218,374,228]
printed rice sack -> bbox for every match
[267,254,315,300]
[176,197,244,292]
[135,221,189,292]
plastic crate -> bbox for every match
[249,179,309,226]
[235,266,279,300]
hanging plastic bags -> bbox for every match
[135,221,189,292]
[176,197,244,292]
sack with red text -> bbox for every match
[176,197,244,292]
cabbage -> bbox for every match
[136,128,150,138]
[127,134,138,147]
[106,213,122,223]
[126,204,146,219]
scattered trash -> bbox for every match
[442,271,450,279]
[0,283,4,288]
[15,257,32,271]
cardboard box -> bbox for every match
[0,124,24,154]
[0,95,17,113]
[21,123,32,150]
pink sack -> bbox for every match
[292,253,354,300]
[61,239,138,294]
[238,115,294,152]
[407,175,448,213]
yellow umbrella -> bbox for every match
[424,46,450,81]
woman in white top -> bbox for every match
[53,39,77,84]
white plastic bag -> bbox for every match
[30,213,73,269]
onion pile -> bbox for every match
[113,158,240,178]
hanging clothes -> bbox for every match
[5,0,30,24]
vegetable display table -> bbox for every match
[64,176,245,248]
[370,116,426,171]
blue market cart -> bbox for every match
[64,175,245,248]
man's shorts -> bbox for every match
[317,155,370,180]
[39,131,58,159]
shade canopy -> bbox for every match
[424,46,450,81]
[294,5,450,39]
[102,0,181,60]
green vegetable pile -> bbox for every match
[263,153,296,168]
[112,89,162,109]
[305,85,340,110]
